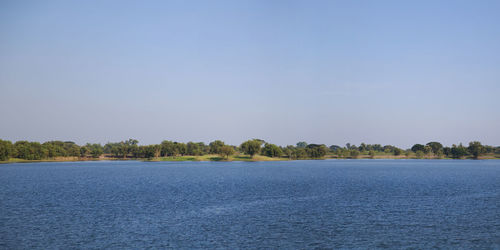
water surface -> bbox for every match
[1,160,499,249]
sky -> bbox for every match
[1,0,499,148]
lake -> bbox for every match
[1,160,499,249]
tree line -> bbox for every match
[0,138,498,161]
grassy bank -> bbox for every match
[2,153,499,164]
[147,154,290,162]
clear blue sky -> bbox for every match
[1,0,499,148]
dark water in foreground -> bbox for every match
[1,160,499,249]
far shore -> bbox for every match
[1,153,499,164]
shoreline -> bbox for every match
[2,154,499,164]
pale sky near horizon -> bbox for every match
[1,0,499,148]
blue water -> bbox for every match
[1,160,499,249]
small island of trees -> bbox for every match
[0,138,498,163]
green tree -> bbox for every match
[107,143,123,157]
[42,141,67,158]
[64,141,81,157]
[329,145,341,152]
[411,144,425,153]
[426,142,443,155]
[0,139,13,161]
[87,143,103,158]
[161,140,175,156]
[435,149,444,159]
[283,145,297,159]
[187,142,202,155]
[350,149,360,159]
[282,146,291,159]
[296,141,308,148]
[468,141,484,159]
[404,150,411,158]
[262,143,283,158]
[450,144,467,159]
[141,145,157,159]
[369,150,376,159]
[209,140,225,154]
[197,142,209,154]
[80,145,89,157]
[240,139,262,157]
[295,148,307,159]
[306,144,328,158]
[337,148,344,158]
[14,141,47,160]
[219,145,235,159]
[174,142,187,156]
[118,139,138,159]
[393,148,403,156]
[416,150,424,159]
[383,145,394,153]
[153,144,161,158]
[423,145,432,155]
[443,147,451,157]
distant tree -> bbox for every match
[369,150,376,159]
[411,144,425,153]
[283,145,297,159]
[42,141,66,158]
[350,149,360,159]
[153,144,161,158]
[337,148,345,158]
[435,149,444,159]
[372,144,383,152]
[306,144,328,158]
[219,145,235,159]
[329,145,341,152]
[14,141,47,160]
[0,139,13,161]
[87,143,103,158]
[383,145,394,154]
[161,140,176,156]
[295,147,308,159]
[281,146,291,159]
[121,139,138,158]
[423,145,432,155]
[484,145,495,154]
[142,145,158,159]
[296,141,308,148]
[174,142,187,156]
[106,143,123,157]
[468,141,485,159]
[240,139,262,157]
[79,146,87,157]
[186,142,202,156]
[197,142,209,154]
[64,142,81,157]
[103,143,113,154]
[393,148,403,156]
[443,147,451,157]
[450,144,468,159]
[209,140,225,154]
[404,150,411,158]
[262,143,283,158]
[416,150,424,159]
[253,139,266,145]
[426,142,443,155]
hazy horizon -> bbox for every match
[1,0,499,148]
